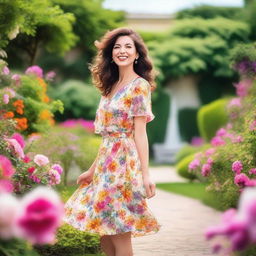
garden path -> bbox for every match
[132,166,221,256]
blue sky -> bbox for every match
[103,0,244,14]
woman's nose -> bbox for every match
[119,47,126,53]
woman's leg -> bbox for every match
[110,232,133,256]
[100,235,115,256]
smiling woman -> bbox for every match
[63,27,161,256]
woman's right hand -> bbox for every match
[77,170,94,185]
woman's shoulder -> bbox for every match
[132,76,151,92]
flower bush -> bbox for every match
[205,187,256,255]
[0,64,64,135]
[0,186,64,256]
[188,52,256,211]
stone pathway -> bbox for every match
[132,166,222,256]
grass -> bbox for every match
[156,182,223,212]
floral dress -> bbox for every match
[63,76,161,237]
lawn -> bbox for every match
[156,182,223,211]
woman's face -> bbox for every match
[112,35,138,67]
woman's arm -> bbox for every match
[134,116,156,198]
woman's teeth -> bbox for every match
[118,56,128,60]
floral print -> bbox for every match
[63,77,161,237]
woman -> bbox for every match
[63,27,161,256]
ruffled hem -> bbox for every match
[62,218,162,238]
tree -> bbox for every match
[0,0,77,65]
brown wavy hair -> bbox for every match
[89,27,156,96]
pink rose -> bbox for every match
[0,155,15,178]
[15,186,64,244]
[232,161,243,174]
[34,154,49,166]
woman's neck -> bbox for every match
[118,65,137,83]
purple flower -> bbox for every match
[25,65,43,78]
[51,164,63,175]
[232,161,243,174]
[48,169,61,185]
[190,136,204,146]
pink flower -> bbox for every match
[11,74,21,85]
[45,71,56,81]
[216,128,227,137]
[226,123,233,129]
[188,158,200,171]
[0,193,19,239]
[34,154,49,166]
[234,173,250,187]
[5,138,25,159]
[205,148,215,157]
[249,168,256,175]
[207,157,214,165]
[27,166,36,174]
[3,94,9,104]
[51,164,63,175]
[211,136,225,146]
[232,135,243,143]
[249,120,256,131]
[29,175,41,183]
[15,186,64,245]
[201,163,211,177]
[190,136,204,146]
[23,155,31,163]
[48,169,61,185]
[234,79,252,97]
[228,98,241,108]
[2,66,10,75]
[25,65,43,78]
[232,161,243,174]
[0,179,14,193]
[4,88,16,98]
[246,179,256,187]
[0,155,15,178]
[11,133,25,149]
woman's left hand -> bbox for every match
[142,175,156,199]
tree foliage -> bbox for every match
[0,0,77,63]
[149,18,250,84]
[176,5,244,20]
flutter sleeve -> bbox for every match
[129,78,155,123]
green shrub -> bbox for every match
[0,238,39,256]
[178,108,199,142]
[176,154,197,181]
[197,98,230,141]
[27,125,101,185]
[34,224,101,256]
[175,143,210,163]
[52,80,100,121]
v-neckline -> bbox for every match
[104,76,140,102]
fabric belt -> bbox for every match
[101,131,133,139]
